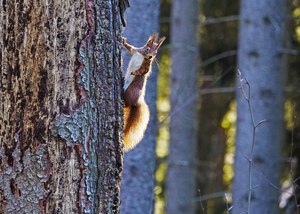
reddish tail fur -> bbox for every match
[124,103,149,151]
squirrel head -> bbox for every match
[142,33,166,60]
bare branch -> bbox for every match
[279,48,299,55]
[200,15,240,26]
[201,50,237,67]
[225,192,232,214]
[194,191,229,201]
[237,69,267,214]
[255,119,268,128]
[197,189,206,213]
[160,15,240,26]
[201,87,235,95]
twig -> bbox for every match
[288,103,300,214]
[194,191,229,202]
[197,189,207,214]
[255,165,299,214]
[200,15,240,26]
[237,69,267,214]
[234,151,300,213]
[224,192,233,214]
[160,15,240,26]
[201,87,235,95]
[158,66,235,126]
[279,48,299,55]
[201,50,237,67]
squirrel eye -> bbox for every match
[146,47,150,51]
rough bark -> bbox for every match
[120,0,160,213]
[166,0,199,213]
[0,0,123,213]
[232,0,287,213]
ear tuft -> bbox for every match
[146,33,159,45]
[145,34,166,51]
[156,36,166,50]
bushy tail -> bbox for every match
[124,103,150,151]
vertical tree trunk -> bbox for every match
[166,0,199,213]
[0,0,123,213]
[120,0,160,213]
[233,0,288,213]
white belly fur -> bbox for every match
[124,52,144,91]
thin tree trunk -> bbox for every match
[120,0,160,213]
[233,0,288,213]
[0,1,123,213]
[166,0,199,213]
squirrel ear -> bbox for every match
[146,33,159,45]
[156,37,166,50]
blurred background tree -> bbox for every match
[121,0,300,213]
[233,0,287,213]
[166,0,199,213]
[120,0,160,213]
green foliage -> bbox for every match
[155,49,170,214]
[221,101,236,188]
[155,162,168,214]
[285,100,295,131]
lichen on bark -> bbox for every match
[0,0,123,213]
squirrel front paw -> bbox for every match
[122,37,127,45]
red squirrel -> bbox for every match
[122,33,165,151]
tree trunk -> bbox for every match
[0,1,123,213]
[166,0,199,213]
[120,0,160,213]
[232,0,288,213]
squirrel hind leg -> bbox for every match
[124,103,150,151]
